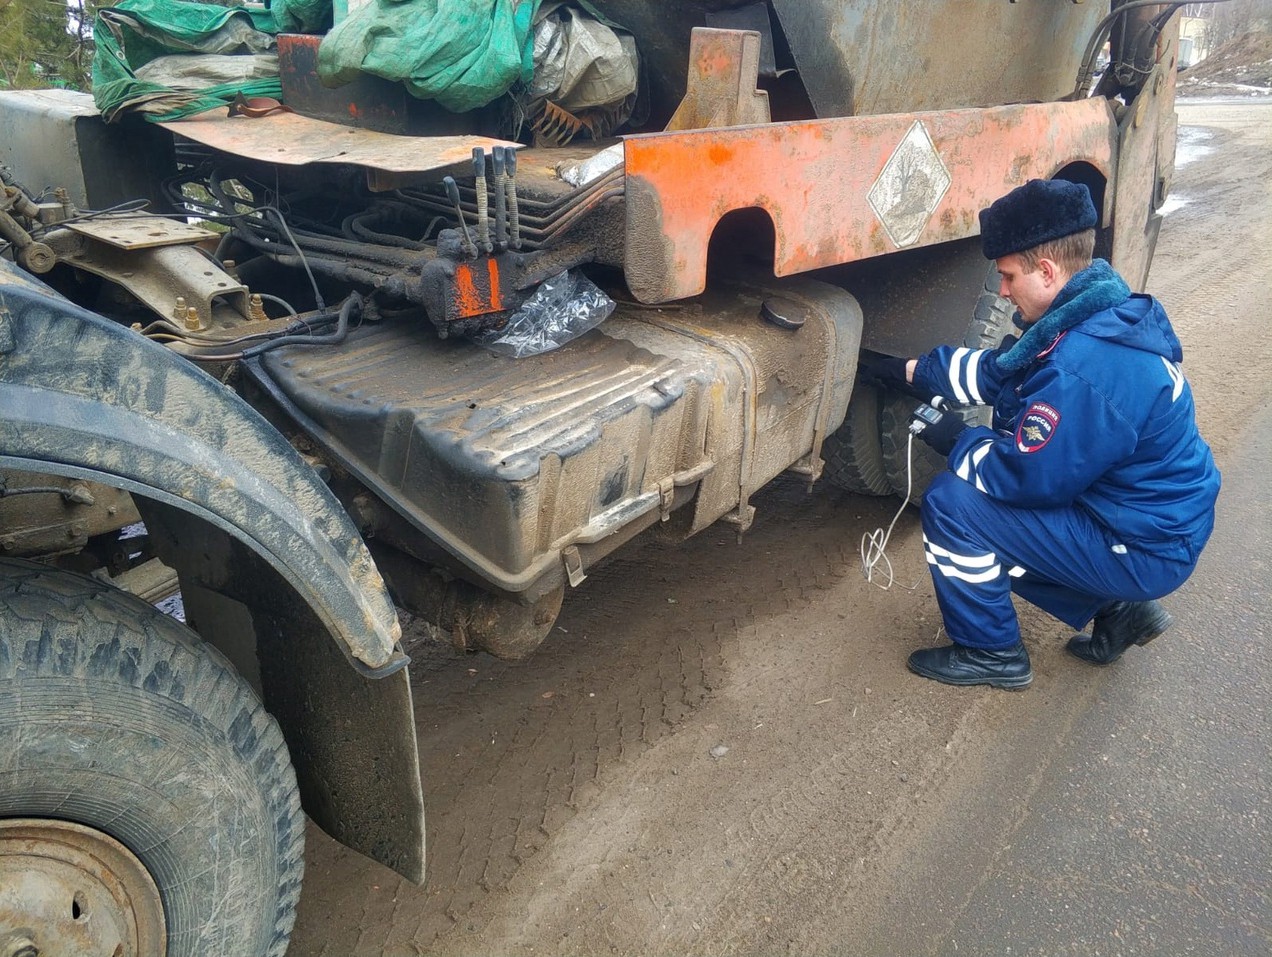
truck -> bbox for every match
[0,2,1183,954]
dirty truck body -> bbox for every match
[0,2,1180,954]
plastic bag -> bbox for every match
[528,3,637,114]
[518,1,641,143]
[471,270,614,357]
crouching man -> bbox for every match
[866,179,1220,689]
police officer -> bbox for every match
[864,179,1220,689]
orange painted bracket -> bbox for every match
[622,98,1116,304]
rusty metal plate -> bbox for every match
[65,215,216,250]
[159,109,520,178]
[665,28,770,132]
[623,98,1117,303]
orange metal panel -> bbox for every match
[623,98,1117,303]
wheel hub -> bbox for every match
[0,819,165,957]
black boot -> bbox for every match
[907,642,1033,690]
[1065,599,1173,665]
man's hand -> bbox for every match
[857,351,915,394]
[915,410,968,456]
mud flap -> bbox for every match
[1112,52,1178,291]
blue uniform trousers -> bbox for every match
[920,472,1196,650]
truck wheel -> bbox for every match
[821,383,892,495]
[0,557,304,957]
[879,264,1015,503]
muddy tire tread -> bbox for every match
[822,384,892,495]
[0,557,304,957]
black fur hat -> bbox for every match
[979,179,1098,260]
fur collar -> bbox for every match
[996,259,1130,371]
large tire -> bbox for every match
[879,264,1016,503]
[0,558,304,957]
[821,383,892,495]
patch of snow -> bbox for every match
[1174,127,1214,168]
[156,591,186,621]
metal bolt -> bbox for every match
[172,296,188,320]
[249,294,267,322]
[66,484,95,506]
[17,241,56,274]
[183,306,203,332]
[3,934,40,957]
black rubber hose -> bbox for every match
[240,291,361,359]
[230,228,394,284]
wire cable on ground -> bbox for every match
[860,430,924,592]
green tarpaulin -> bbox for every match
[92,0,550,121]
[92,0,281,122]
[318,0,541,113]
[271,0,332,35]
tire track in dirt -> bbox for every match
[457,589,1080,957]
[1153,105,1272,454]
[292,481,903,956]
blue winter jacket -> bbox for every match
[913,261,1220,564]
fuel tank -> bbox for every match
[249,278,862,601]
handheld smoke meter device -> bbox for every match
[909,396,948,435]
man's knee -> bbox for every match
[921,471,982,535]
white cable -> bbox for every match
[860,431,922,591]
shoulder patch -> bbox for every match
[1016,402,1060,453]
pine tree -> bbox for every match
[0,0,98,90]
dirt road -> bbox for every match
[290,100,1272,957]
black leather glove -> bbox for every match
[857,350,913,393]
[915,409,968,457]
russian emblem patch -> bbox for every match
[1016,402,1059,453]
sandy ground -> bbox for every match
[289,100,1272,956]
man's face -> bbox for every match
[995,253,1064,325]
